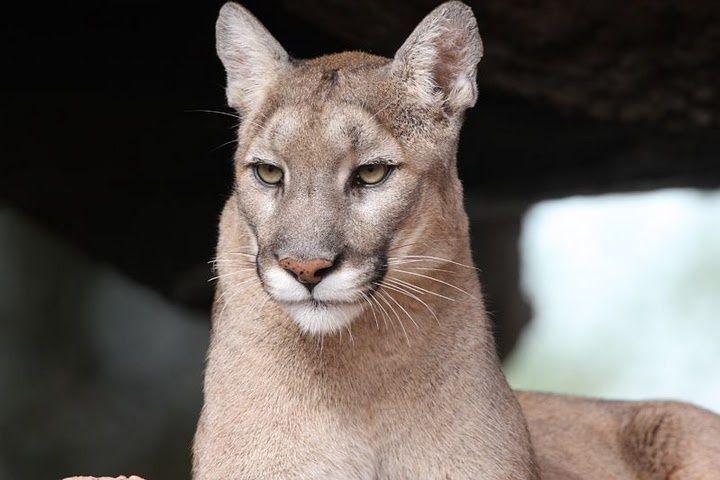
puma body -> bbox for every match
[193,2,720,479]
[519,392,720,479]
[194,199,537,479]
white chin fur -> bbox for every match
[283,302,365,335]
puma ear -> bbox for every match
[216,3,290,113]
[392,1,483,114]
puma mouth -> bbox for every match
[260,262,382,334]
[281,300,366,335]
[282,298,360,307]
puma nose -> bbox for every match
[278,257,334,285]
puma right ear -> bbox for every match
[392,1,483,114]
[216,3,290,113]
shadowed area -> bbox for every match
[0,208,207,479]
[1,1,719,478]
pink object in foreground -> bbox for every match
[62,476,146,480]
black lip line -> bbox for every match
[280,297,365,308]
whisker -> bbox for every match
[387,240,430,252]
[187,108,240,119]
[185,109,268,135]
[360,291,380,329]
[383,277,430,296]
[384,277,457,302]
[213,138,239,151]
[208,269,257,282]
[238,117,267,130]
[388,254,478,271]
[377,280,440,326]
[234,290,269,324]
[209,247,258,264]
[386,236,467,253]
[370,291,392,331]
[213,284,258,307]
[376,286,419,329]
[376,290,410,346]
[215,280,261,320]
[345,323,354,345]
[385,264,456,274]
[209,259,256,265]
[393,269,476,299]
[251,296,271,319]
[208,262,256,272]
[210,255,257,265]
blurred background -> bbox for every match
[1,1,719,478]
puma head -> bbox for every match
[216,1,482,334]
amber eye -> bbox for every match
[254,163,284,186]
[355,163,390,186]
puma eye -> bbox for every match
[254,163,284,186]
[355,163,391,186]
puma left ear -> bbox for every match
[392,1,483,114]
[216,2,290,113]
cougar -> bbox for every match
[192,2,720,479]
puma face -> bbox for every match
[216,1,482,334]
[234,103,422,335]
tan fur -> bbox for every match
[195,2,537,479]
[194,2,720,479]
[194,200,538,479]
[518,392,720,479]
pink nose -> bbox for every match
[278,257,334,285]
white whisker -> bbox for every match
[188,109,240,119]
[216,280,260,321]
[370,291,392,330]
[388,254,478,271]
[393,269,476,299]
[385,264,456,274]
[385,277,457,302]
[376,290,410,346]
[360,291,380,329]
[377,280,440,326]
[208,269,257,282]
[377,287,419,329]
